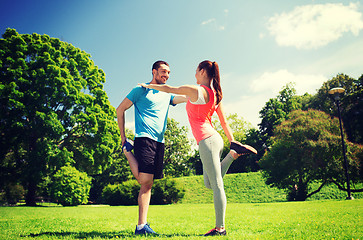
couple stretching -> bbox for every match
[116,60,257,236]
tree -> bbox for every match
[50,165,92,206]
[89,128,134,203]
[163,118,193,177]
[309,73,363,144]
[213,113,252,146]
[243,128,265,172]
[259,109,363,201]
[343,74,363,144]
[258,83,311,146]
[212,113,258,173]
[0,28,119,205]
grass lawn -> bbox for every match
[176,172,363,204]
[0,199,362,239]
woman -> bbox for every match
[140,60,257,236]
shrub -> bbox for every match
[102,180,139,206]
[102,178,184,205]
[151,177,185,204]
[0,183,25,205]
[50,165,92,206]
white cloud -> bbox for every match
[201,18,225,30]
[223,95,264,128]
[222,70,327,127]
[302,38,363,78]
[267,2,363,49]
[201,9,227,31]
[250,69,326,95]
[201,18,216,25]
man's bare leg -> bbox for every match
[124,150,140,182]
[137,173,154,225]
[123,150,154,226]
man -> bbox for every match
[116,60,186,235]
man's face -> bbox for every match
[153,64,170,84]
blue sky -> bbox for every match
[1,0,363,138]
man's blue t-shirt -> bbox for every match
[126,84,175,143]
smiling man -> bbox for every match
[116,60,186,235]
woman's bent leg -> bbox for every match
[199,134,226,228]
[220,153,235,177]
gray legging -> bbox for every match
[199,133,235,228]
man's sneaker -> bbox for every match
[204,228,227,236]
[134,223,158,235]
[123,138,134,152]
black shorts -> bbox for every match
[134,137,164,179]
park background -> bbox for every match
[1,1,363,239]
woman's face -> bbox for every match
[195,67,203,84]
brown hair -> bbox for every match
[198,60,222,105]
[152,60,169,71]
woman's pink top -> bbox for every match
[186,85,218,144]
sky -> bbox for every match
[1,0,363,137]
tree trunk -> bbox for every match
[25,181,37,206]
[25,133,38,206]
[296,176,308,201]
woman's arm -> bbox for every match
[173,95,188,104]
[139,83,199,102]
[216,102,235,143]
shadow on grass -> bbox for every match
[24,230,200,238]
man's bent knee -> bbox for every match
[138,172,154,186]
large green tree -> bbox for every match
[88,128,134,203]
[260,109,363,201]
[309,73,363,144]
[259,83,311,146]
[0,28,119,205]
[212,113,259,173]
[164,118,193,177]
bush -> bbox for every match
[102,177,184,205]
[50,165,92,206]
[151,177,185,204]
[102,180,139,206]
[0,183,25,205]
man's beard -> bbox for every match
[155,76,167,84]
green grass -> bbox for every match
[2,172,362,239]
[176,172,286,204]
[0,200,362,239]
[176,172,363,203]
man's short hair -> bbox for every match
[152,60,169,71]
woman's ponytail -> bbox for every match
[198,60,223,105]
[211,61,222,105]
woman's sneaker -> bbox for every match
[134,223,158,235]
[204,228,227,236]
[230,141,257,155]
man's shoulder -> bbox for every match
[131,84,145,92]
[127,84,146,98]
